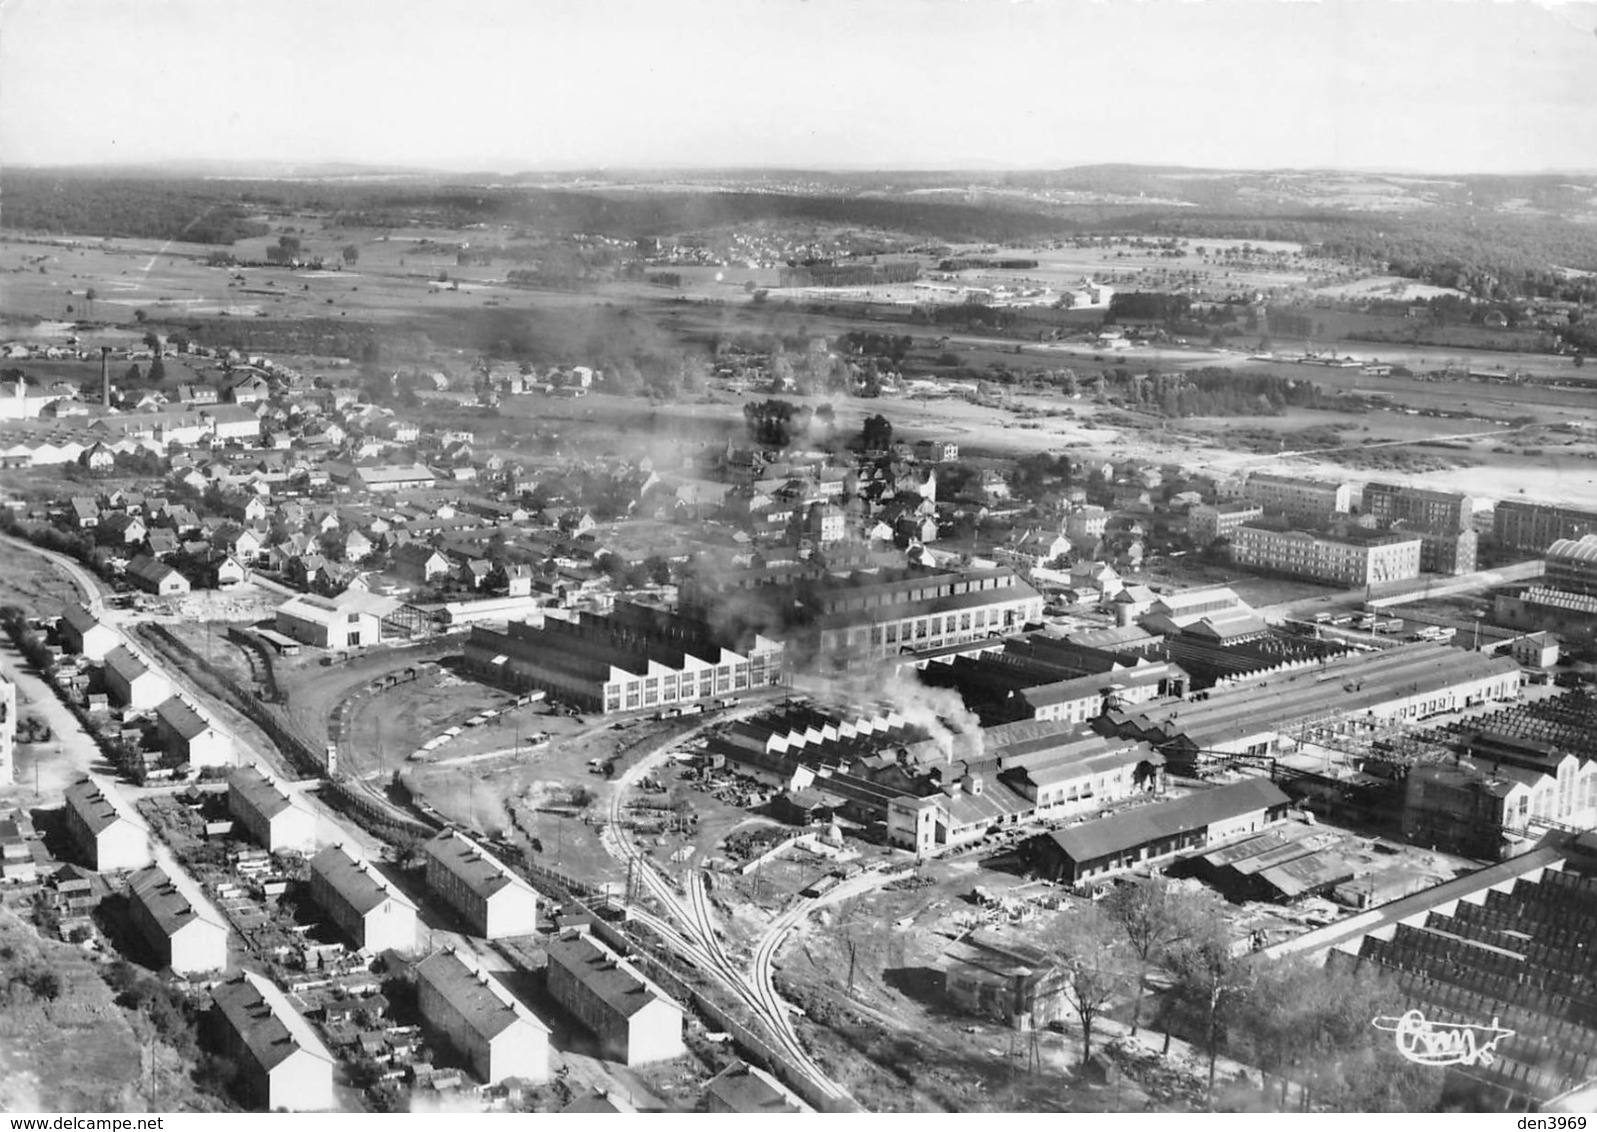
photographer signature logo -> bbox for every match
[1372,1009,1516,1067]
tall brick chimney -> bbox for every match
[99,346,112,408]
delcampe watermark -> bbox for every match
[1372,1009,1516,1067]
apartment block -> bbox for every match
[422,830,538,939]
[1493,500,1597,553]
[1230,526,1422,587]
[1186,502,1264,545]
[1362,482,1473,533]
[1241,473,1353,527]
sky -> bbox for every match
[3,0,1597,174]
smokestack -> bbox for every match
[100,347,112,408]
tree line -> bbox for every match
[1052,876,1439,1111]
[1,173,270,245]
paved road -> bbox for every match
[0,636,109,803]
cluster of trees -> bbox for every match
[860,413,894,451]
[0,173,269,244]
[922,303,1021,331]
[1051,878,1438,1111]
[778,262,921,287]
[742,398,835,448]
[0,509,104,576]
[1010,451,1073,496]
[837,330,914,365]
[1093,367,1354,418]
[0,605,57,675]
[1107,292,1194,322]
[936,257,1039,271]
[0,945,63,1008]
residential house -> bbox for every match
[415,948,551,1086]
[212,554,248,588]
[210,971,336,1111]
[307,844,419,954]
[58,603,119,661]
[422,830,538,940]
[125,553,190,596]
[544,929,685,1066]
[103,645,173,711]
[228,763,317,854]
[154,697,232,768]
[63,776,153,871]
[128,864,229,976]
[703,1060,803,1113]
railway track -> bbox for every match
[600,718,853,1106]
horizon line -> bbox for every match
[8,159,1597,181]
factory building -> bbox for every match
[1264,849,1597,1111]
[464,601,785,715]
[680,563,1043,669]
[1399,691,1597,858]
[274,591,409,650]
[1098,643,1522,768]
[307,845,418,954]
[1020,777,1291,885]
[422,830,538,939]
[415,947,551,1085]
[545,929,685,1065]
[228,763,318,854]
[1545,535,1597,596]
[127,864,229,976]
[210,971,336,1111]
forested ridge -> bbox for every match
[8,169,1597,300]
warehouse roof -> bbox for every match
[1547,535,1597,566]
[1039,778,1290,865]
[1103,644,1519,752]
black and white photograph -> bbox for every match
[2,0,1597,1117]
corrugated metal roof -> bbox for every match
[1040,778,1290,866]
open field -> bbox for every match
[0,541,84,617]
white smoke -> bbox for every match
[799,665,985,763]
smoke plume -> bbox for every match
[799,664,985,763]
